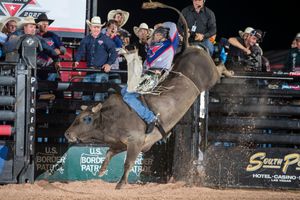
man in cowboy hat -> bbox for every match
[14,16,37,36]
[35,13,66,76]
[133,22,153,62]
[4,16,38,54]
[225,27,265,71]
[107,9,130,50]
[107,9,129,28]
[238,27,255,40]
[4,16,59,64]
[74,16,117,101]
[0,16,21,37]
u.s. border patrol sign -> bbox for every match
[35,145,155,183]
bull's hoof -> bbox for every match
[216,64,234,77]
[115,182,124,190]
[223,69,234,77]
[98,170,106,177]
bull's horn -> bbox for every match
[92,103,102,113]
[81,105,88,111]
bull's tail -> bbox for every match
[142,1,189,52]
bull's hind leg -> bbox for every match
[99,148,123,177]
[115,142,142,189]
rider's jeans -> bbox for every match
[121,86,156,124]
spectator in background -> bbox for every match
[35,13,66,81]
[4,16,59,64]
[35,14,66,66]
[104,19,123,48]
[225,27,264,71]
[177,0,216,55]
[104,19,123,70]
[0,16,21,37]
[107,9,131,52]
[119,29,131,48]
[107,9,129,31]
[0,17,20,59]
[74,16,117,101]
[133,22,153,62]
[291,39,297,48]
[283,33,300,72]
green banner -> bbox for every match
[35,144,155,183]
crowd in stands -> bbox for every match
[0,0,298,74]
[0,0,299,133]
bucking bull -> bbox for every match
[65,1,233,189]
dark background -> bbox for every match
[97,0,299,51]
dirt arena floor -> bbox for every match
[0,180,300,200]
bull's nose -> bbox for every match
[65,132,77,143]
[65,131,73,141]
[65,131,70,139]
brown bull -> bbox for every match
[65,1,231,189]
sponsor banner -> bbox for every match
[0,0,86,38]
[35,144,156,183]
[204,146,300,189]
[35,144,68,177]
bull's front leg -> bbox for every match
[99,148,123,177]
[115,142,142,189]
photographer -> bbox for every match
[283,33,300,72]
[225,28,265,71]
[177,0,216,55]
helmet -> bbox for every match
[153,26,170,39]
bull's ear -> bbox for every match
[81,105,88,111]
[92,103,102,113]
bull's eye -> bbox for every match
[83,116,93,125]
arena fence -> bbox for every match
[204,72,300,189]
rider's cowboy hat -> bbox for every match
[0,16,21,32]
[133,23,153,37]
[35,13,54,25]
[107,9,129,28]
[86,16,105,27]
[17,16,36,29]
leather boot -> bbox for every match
[145,117,158,134]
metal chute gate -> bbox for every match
[0,36,38,183]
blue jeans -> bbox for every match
[201,39,214,56]
[82,73,108,101]
[121,86,156,124]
